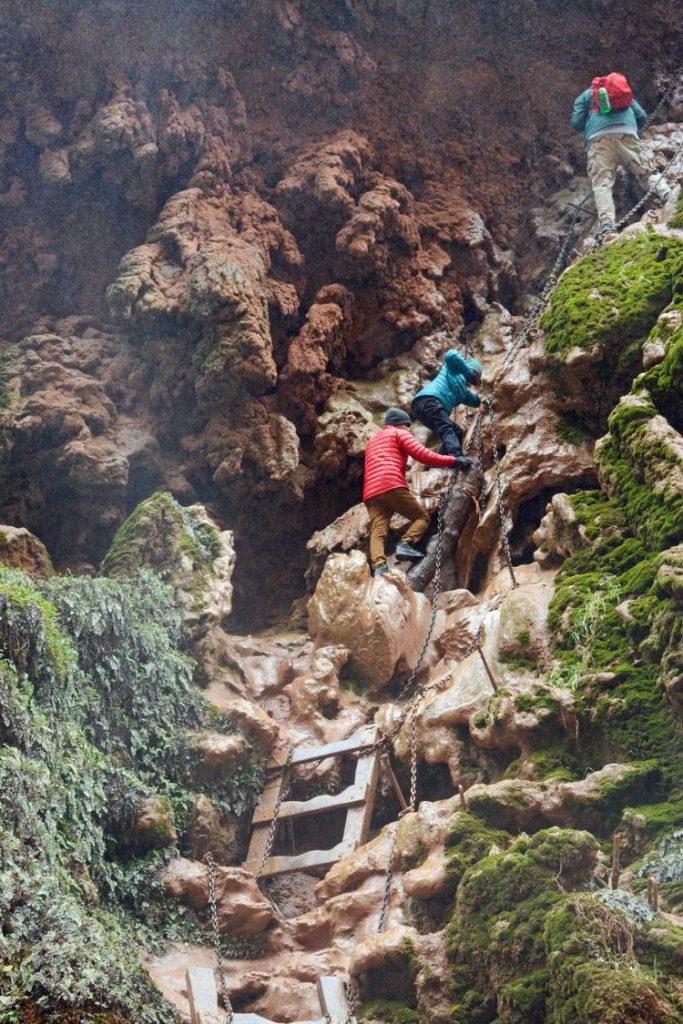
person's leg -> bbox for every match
[365,498,392,569]
[618,135,672,204]
[412,396,463,455]
[587,136,617,228]
[379,487,431,546]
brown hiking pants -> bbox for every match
[365,487,430,569]
[586,133,670,228]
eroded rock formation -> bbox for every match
[1,3,682,1024]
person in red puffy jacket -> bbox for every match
[363,408,469,577]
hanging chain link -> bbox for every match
[255,746,295,879]
[645,64,683,128]
[204,852,235,1024]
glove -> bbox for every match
[451,456,474,471]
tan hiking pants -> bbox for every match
[586,133,670,228]
[365,487,430,569]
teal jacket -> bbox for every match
[570,88,647,145]
[413,349,481,416]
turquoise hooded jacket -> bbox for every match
[413,349,482,416]
[570,88,647,146]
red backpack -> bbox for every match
[591,72,634,112]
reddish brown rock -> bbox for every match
[0,525,54,578]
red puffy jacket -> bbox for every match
[363,426,456,502]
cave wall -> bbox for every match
[0,0,680,622]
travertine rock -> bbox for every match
[161,859,277,936]
[101,492,235,641]
[465,762,660,835]
[308,550,431,689]
[188,732,252,778]
[0,525,54,578]
[131,796,177,850]
[187,794,239,864]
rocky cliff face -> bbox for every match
[0,3,682,1024]
[1,0,680,621]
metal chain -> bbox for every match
[377,821,400,934]
[204,852,235,1024]
[344,975,361,1024]
[645,64,682,128]
[255,746,294,879]
[375,624,483,934]
[391,470,458,705]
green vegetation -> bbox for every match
[446,830,682,1022]
[102,491,221,578]
[668,189,683,230]
[541,235,683,356]
[0,567,264,1022]
[359,1000,418,1024]
[548,491,682,791]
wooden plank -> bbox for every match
[186,968,222,1024]
[317,976,353,1024]
[257,841,348,877]
[244,823,270,874]
[245,772,287,872]
[234,1017,323,1024]
[340,752,379,856]
[267,726,376,771]
[252,783,366,824]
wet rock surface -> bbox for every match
[1,3,682,1024]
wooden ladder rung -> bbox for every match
[266,726,376,771]
[252,782,366,824]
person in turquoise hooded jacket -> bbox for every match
[411,349,483,463]
[570,75,671,235]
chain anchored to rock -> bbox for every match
[204,851,235,1024]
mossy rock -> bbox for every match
[542,235,683,357]
[101,492,231,634]
[595,392,683,550]
[540,235,683,431]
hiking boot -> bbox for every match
[395,541,423,561]
[373,565,390,577]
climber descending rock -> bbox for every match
[570,70,672,237]
[363,408,461,577]
[411,348,483,457]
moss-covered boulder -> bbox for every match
[540,235,683,431]
[595,391,683,550]
[447,828,598,1023]
[101,491,235,637]
[446,827,683,1023]
[544,895,682,1023]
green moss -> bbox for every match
[541,235,683,356]
[556,417,593,446]
[102,492,221,580]
[445,812,509,889]
[359,1000,418,1024]
[668,190,683,231]
[547,490,683,828]
[596,395,683,549]
[544,895,682,1023]
[447,830,598,1024]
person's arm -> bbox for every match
[462,389,481,408]
[631,99,648,132]
[570,90,589,132]
[399,431,456,468]
[444,349,470,376]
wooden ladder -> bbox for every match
[245,725,379,877]
[187,968,355,1024]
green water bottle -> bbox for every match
[597,87,611,113]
